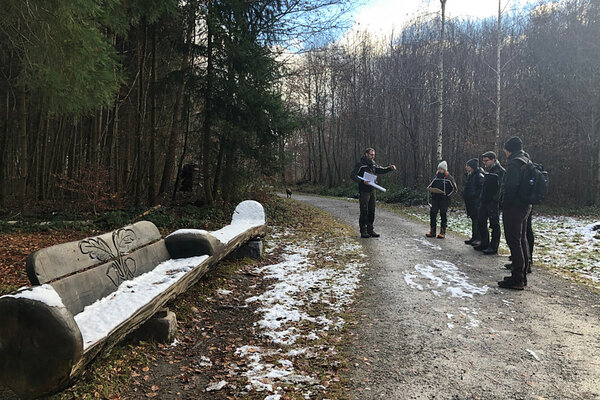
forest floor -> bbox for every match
[0,198,364,400]
[0,194,599,399]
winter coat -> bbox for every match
[463,167,484,218]
[481,161,505,204]
[428,172,457,201]
[500,150,529,209]
[351,156,394,193]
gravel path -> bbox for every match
[293,194,600,400]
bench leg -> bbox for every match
[228,238,264,260]
[130,309,177,343]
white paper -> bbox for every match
[357,172,387,192]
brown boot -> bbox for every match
[437,227,446,239]
[426,227,436,238]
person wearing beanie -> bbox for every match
[475,151,505,254]
[498,136,531,290]
[351,147,397,238]
[463,158,484,245]
[426,161,457,239]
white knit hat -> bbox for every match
[437,161,448,171]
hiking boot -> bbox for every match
[470,240,481,247]
[437,228,446,239]
[473,244,487,251]
[426,228,436,238]
[360,227,370,238]
[464,238,475,245]
[482,247,497,255]
[368,230,380,238]
[503,276,527,286]
[498,279,524,290]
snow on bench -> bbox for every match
[0,200,266,400]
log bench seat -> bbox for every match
[0,200,266,399]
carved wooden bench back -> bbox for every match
[26,221,171,315]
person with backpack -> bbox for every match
[475,151,505,254]
[463,158,484,245]
[498,136,531,290]
[505,152,547,273]
[426,161,457,239]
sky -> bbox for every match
[350,0,543,37]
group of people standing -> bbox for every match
[352,136,535,291]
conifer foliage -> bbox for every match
[0,0,349,210]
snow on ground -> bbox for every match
[403,257,487,331]
[404,206,600,284]
[404,259,489,299]
[229,229,365,398]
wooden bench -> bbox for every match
[0,200,266,399]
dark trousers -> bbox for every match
[503,205,531,284]
[526,210,534,260]
[359,190,376,232]
[430,196,450,229]
[478,201,501,250]
[469,216,480,240]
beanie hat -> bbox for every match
[466,158,479,169]
[437,161,448,171]
[504,136,523,153]
[480,151,496,160]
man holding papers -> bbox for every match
[351,148,397,238]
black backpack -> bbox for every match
[519,161,549,205]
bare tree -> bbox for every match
[436,0,447,162]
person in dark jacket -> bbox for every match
[426,161,457,239]
[475,151,505,254]
[498,136,531,290]
[463,158,484,245]
[351,148,397,238]
[505,151,535,273]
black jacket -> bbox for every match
[463,168,483,216]
[500,150,529,208]
[481,161,505,204]
[351,156,394,193]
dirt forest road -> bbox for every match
[293,194,600,400]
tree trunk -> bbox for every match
[148,24,158,206]
[159,11,192,198]
[436,0,447,163]
[18,87,28,206]
[202,5,215,205]
[135,22,148,206]
[495,0,502,153]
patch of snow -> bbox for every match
[205,380,228,391]
[198,356,213,367]
[165,228,209,238]
[74,255,208,349]
[526,349,541,361]
[170,201,265,245]
[3,284,65,308]
[217,289,232,295]
[413,237,442,250]
[403,259,488,299]
[231,200,265,225]
[234,237,364,397]
[212,223,262,244]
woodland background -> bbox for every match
[0,0,598,214]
